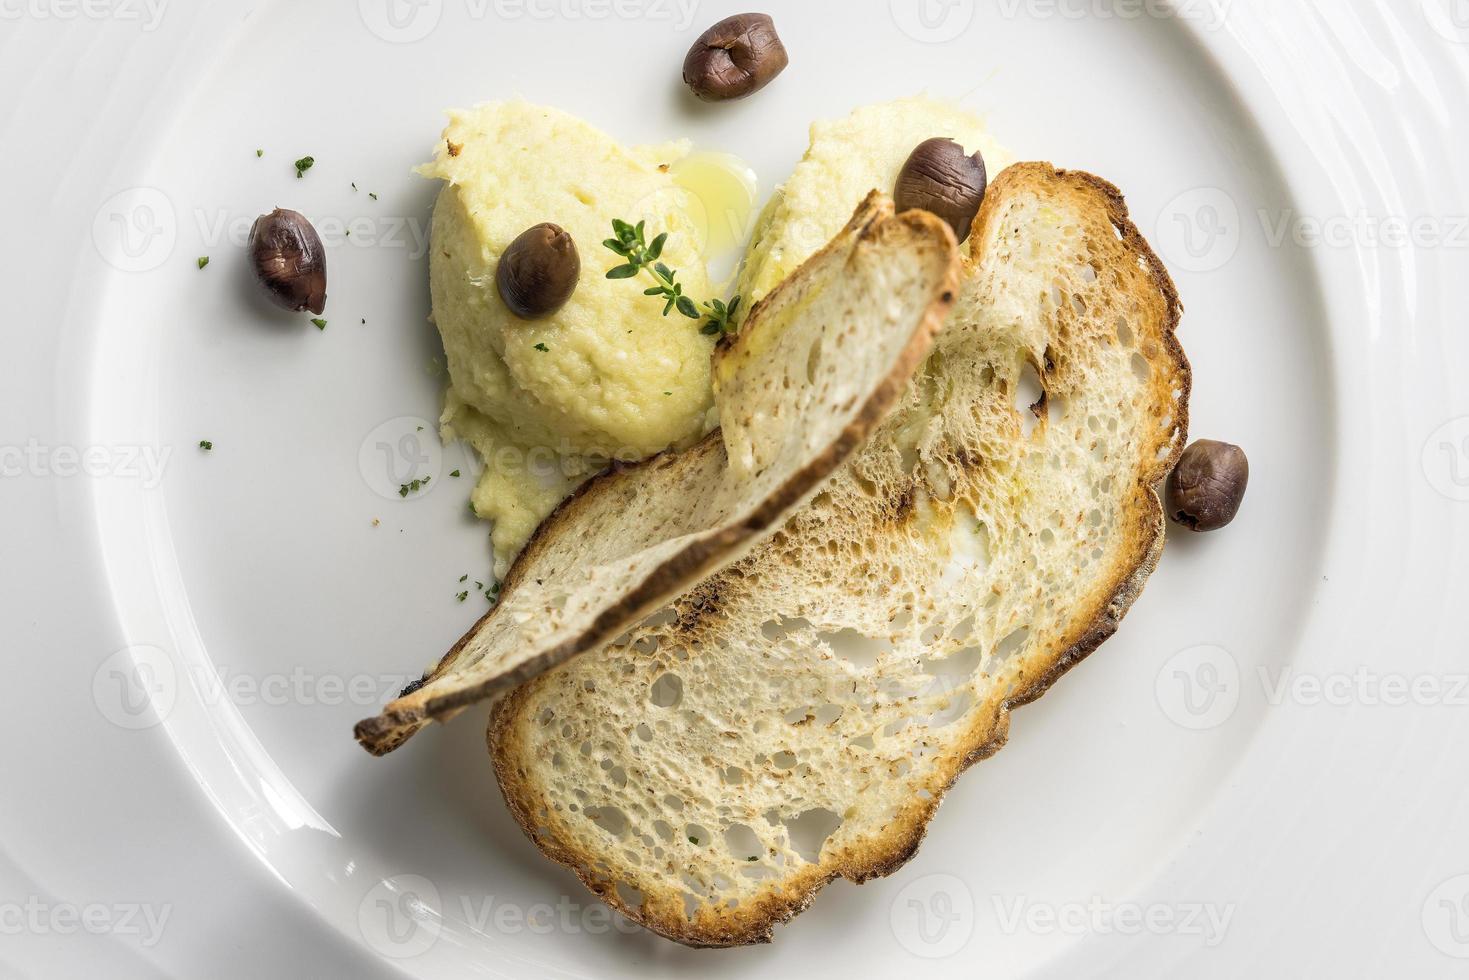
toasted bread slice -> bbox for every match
[355,195,959,754]
[489,164,1190,946]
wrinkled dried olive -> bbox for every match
[248,208,327,315]
[894,138,989,243]
[497,223,580,319]
[683,13,789,102]
[1166,440,1249,532]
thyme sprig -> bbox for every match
[603,219,740,336]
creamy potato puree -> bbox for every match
[424,97,1013,571]
[735,97,1015,316]
[420,102,718,567]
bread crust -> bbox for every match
[355,198,960,755]
[488,163,1191,946]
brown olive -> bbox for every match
[683,13,789,102]
[497,223,580,319]
[894,138,989,243]
[248,208,327,315]
[1166,440,1249,532]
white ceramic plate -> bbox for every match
[3,1,1467,976]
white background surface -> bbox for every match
[1,1,1467,977]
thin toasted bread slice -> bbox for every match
[355,195,959,754]
[489,163,1190,946]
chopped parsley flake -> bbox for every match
[398,476,431,497]
[197,440,213,451]
[311,318,327,330]
[351,182,357,191]
[196,256,209,270]
[688,836,699,845]
[293,155,315,178]
[369,192,378,200]
[533,342,550,352]
[450,469,461,478]
[456,591,469,603]
[255,149,263,158]
[458,574,468,583]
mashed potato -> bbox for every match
[420,102,719,567]
[735,97,1015,316]
[424,97,1013,571]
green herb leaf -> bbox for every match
[294,155,314,178]
[450,469,461,478]
[601,218,741,337]
[196,256,209,270]
[311,318,327,330]
[255,149,263,158]
[398,476,431,497]
[533,342,550,352]
[198,440,213,451]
